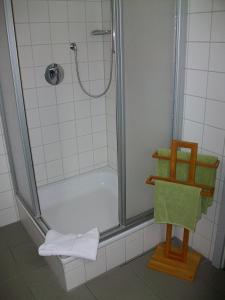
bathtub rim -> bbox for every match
[16,193,154,263]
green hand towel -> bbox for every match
[156,149,217,213]
[154,180,201,231]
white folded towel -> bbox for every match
[38,227,99,260]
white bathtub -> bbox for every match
[38,167,119,234]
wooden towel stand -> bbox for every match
[145,140,219,281]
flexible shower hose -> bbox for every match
[70,42,114,99]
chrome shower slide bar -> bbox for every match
[91,29,112,36]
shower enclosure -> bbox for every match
[0,0,186,288]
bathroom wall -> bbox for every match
[12,0,110,186]
[176,0,225,260]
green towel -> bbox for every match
[155,180,201,231]
[154,149,218,231]
[156,149,217,213]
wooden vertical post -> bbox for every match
[165,140,198,262]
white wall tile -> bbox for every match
[90,80,105,94]
[188,0,212,13]
[78,135,93,152]
[32,146,45,165]
[32,45,52,67]
[85,248,106,281]
[49,1,68,23]
[183,119,203,145]
[68,1,85,22]
[29,128,43,147]
[213,0,225,11]
[56,84,74,104]
[0,207,18,227]
[51,23,69,44]
[86,2,102,22]
[75,101,91,119]
[94,147,107,164]
[61,139,77,157]
[58,103,75,123]
[30,23,50,45]
[184,95,205,123]
[0,191,14,210]
[15,24,31,46]
[12,0,29,23]
[0,156,8,174]
[59,121,76,140]
[21,68,35,89]
[35,66,48,88]
[39,106,58,126]
[88,43,104,61]
[53,44,71,64]
[192,233,211,257]
[72,62,89,82]
[205,100,225,129]
[44,142,61,162]
[92,116,106,132]
[23,89,38,109]
[186,42,210,70]
[34,164,47,181]
[207,72,225,101]
[106,239,125,271]
[37,87,56,107]
[69,23,86,43]
[63,155,79,174]
[93,131,107,148]
[0,136,5,155]
[202,125,225,154]
[89,62,104,80]
[91,98,106,116]
[143,224,161,252]
[28,1,49,23]
[78,151,93,168]
[74,82,89,101]
[185,69,208,97]
[0,174,11,193]
[26,109,40,129]
[76,118,92,136]
[209,43,225,72]
[46,160,63,178]
[65,264,86,290]
[196,217,213,241]
[125,230,143,261]
[18,46,33,67]
[211,12,225,42]
[42,125,59,144]
[188,13,211,42]
[61,64,73,84]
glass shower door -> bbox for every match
[122,0,176,219]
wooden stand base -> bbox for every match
[147,243,202,281]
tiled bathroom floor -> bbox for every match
[0,222,225,300]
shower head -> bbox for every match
[91,29,112,36]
